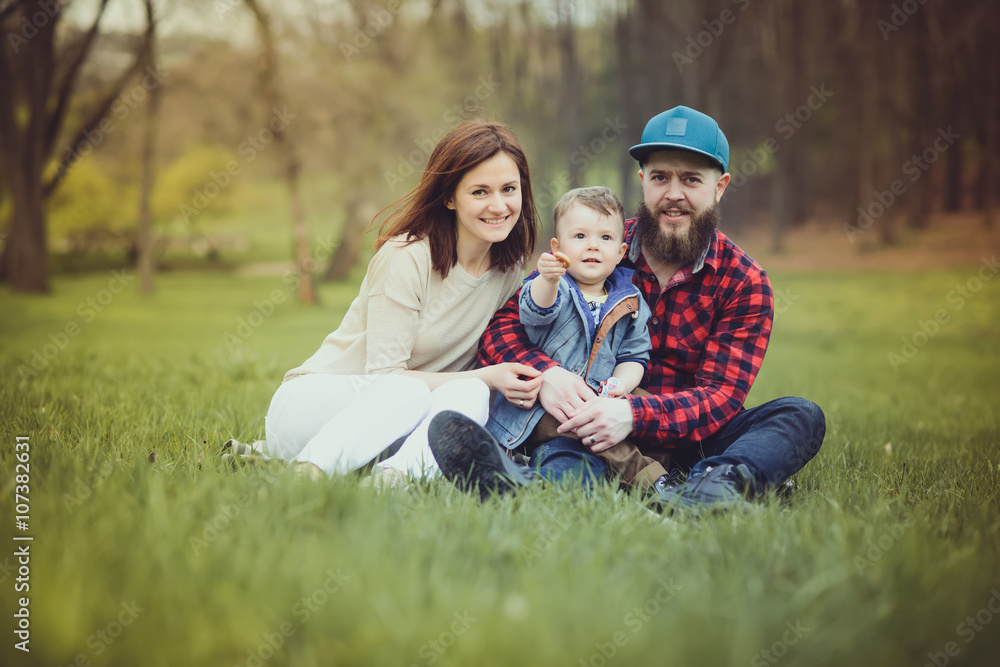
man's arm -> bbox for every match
[479,290,594,420]
[628,274,773,445]
[559,272,772,449]
[479,289,559,370]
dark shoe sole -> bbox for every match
[428,411,529,501]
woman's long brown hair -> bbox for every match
[375,121,538,278]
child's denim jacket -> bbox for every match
[485,266,651,450]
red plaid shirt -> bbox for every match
[478,220,773,448]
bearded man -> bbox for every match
[430,106,826,513]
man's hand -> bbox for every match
[557,396,635,453]
[538,366,593,422]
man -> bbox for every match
[429,106,825,512]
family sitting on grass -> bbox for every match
[227,106,826,514]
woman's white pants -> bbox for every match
[263,374,490,477]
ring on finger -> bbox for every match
[589,436,596,445]
[519,398,524,407]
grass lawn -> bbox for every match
[1,265,998,667]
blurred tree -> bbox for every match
[0,0,153,292]
[3,0,993,280]
[556,0,583,189]
[983,32,999,229]
[152,146,238,221]
[244,0,318,304]
[137,0,160,293]
[46,159,135,248]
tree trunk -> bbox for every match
[942,133,962,212]
[245,0,317,305]
[614,9,639,209]
[558,4,584,188]
[137,0,159,294]
[0,0,147,292]
[907,9,933,230]
[6,170,50,292]
[763,0,798,251]
[856,4,880,250]
[983,33,999,228]
[0,2,56,292]
[325,197,368,281]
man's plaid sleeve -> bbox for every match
[478,289,561,371]
[628,271,773,445]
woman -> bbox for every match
[263,121,543,479]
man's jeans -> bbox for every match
[532,397,825,492]
[664,397,825,491]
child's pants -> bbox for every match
[517,390,670,492]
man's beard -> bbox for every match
[635,199,720,267]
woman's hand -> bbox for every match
[538,366,594,422]
[478,363,543,408]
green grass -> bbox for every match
[1,267,999,667]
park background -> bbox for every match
[1,1,999,666]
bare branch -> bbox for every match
[0,0,25,23]
[44,0,110,158]
[44,7,155,198]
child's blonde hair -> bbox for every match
[553,186,626,237]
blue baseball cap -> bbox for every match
[628,106,729,172]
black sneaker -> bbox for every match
[428,411,531,501]
[651,469,685,496]
[654,463,756,514]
